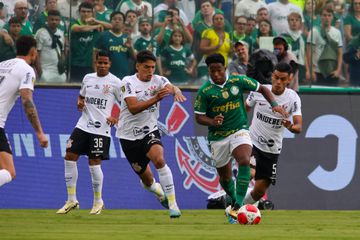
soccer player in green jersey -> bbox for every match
[194,53,287,223]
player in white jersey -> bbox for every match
[56,51,121,215]
[0,36,48,188]
[243,62,302,205]
[116,50,186,218]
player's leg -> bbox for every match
[230,130,253,208]
[216,162,236,206]
[244,179,270,204]
[0,129,15,186]
[147,143,181,218]
[139,165,169,209]
[57,128,85,214]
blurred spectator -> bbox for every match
[0,2,6,29]
[273,36,299,91]
[70,1,104,82]
[281,12,306,84]
[3,1,33,36]
[268,0,303,34]
[192,0,225,27]
[134,17,157,54]
[232,16,254,54]
[303,0,320,38]
[306,7,343,86]
[0,0,17,20]
[161,29,196,85]
[94,0,112,29]
[94,11,135,79]
[254,19,274,49]
[324,0,341,28]
[154,0,190,29]
[154,6,192,54]
[178,0,195,22]
[289,0,305,11]
[235,0,268,20]
[199,13,231,77]
[344,0,360,43]
[228,40,249,75]
[117,0,152,17]
[256,7,270,22]
[125,9,139,38]
[343,34,360,86]
[33,0,67,35]
[57,0,80,21]
[245,17,257,36]
[0,17,21,62]
[35,10,66,82]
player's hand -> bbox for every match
[174,90,186,102]
[85,17,96,25]
[37,132,48,148]
[106,116,118,127]
[272,105,288,118]
[77,98,85,111]
[281,119,292,129]
[213,114,224,127]
[155,87,171,101]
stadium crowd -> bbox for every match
[0,0,359,87]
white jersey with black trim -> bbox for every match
[246,85,302,154]
[0,58,35,128]
[76,72,121,137]
[116,74,170,140]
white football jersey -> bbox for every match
[76,73,122,137]
[246,85,301,154]
[116,74,170,140]
[0,58,35,128]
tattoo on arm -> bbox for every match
[23,99,43,133]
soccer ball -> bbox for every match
[237,204,261,225]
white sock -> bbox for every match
[157,164,178,209]
[141,178,165,198]
[243,190,256,204]
[64,160,78,202]
[89,165,103,204]
[0,169,12,187]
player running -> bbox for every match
[0,36,48,187]
[243,62,302,205]
[116,50,186,218]
[57,51,121,215]
[194,53,288,223]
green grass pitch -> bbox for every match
[1,209,360,240]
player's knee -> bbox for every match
[153,157,165,169]
[236,155,250,166]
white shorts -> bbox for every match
[210,129,252,168]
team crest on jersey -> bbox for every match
[148,85,158,96]
[102,84,111,94]
[222,91,229,99]
[230,86,239,96]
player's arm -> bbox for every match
[282,115,302,134]
[20,89,48,148]
[77,95,85,111]
[195,113,224,127]
[257,85,288,118]
[164,84,187,102]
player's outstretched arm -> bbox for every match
[195,113,224,127]
[257,85,288,118]
[166,85,187,102]
[20,89,48,148]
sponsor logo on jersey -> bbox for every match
[212,101,240,113]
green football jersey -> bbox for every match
[95,30,131,79]
[33,11,67,35]
[161,45,193,83]
[70,19,100,67]
[194,75,259,141]
[4,20,33,36]
[134,36,158,56]
[96,8,113,23]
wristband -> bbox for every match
[270,101,278,107]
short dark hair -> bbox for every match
[110,11,125,21]
[96,50,110,60]
[168,6,180,14]
[47,10,61,17]
[8,17,22,25]
[16,36,37,56]
[79,1,93,11]
[125,9,137,18]
[136,50,156,63]
[274,62,292,75]
[205,53,225,66]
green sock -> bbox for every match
[219,179,236,204]
[236,165,251,207]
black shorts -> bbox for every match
[66,128,110,160]
[252,145,279,185]
[0,128,12,154]
[120,130,162,175]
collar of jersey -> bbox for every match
[209,73,229,88]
